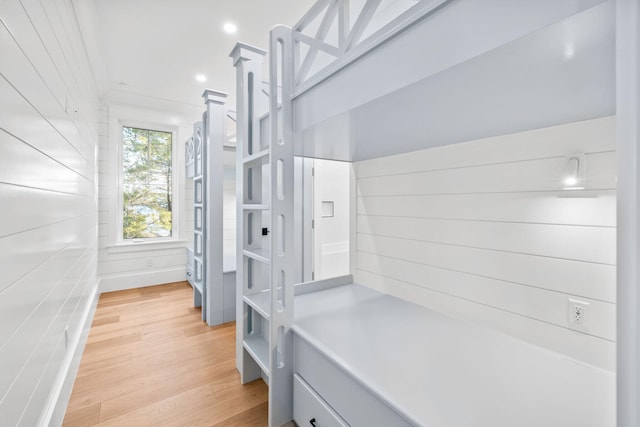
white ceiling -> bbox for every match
[88,0,314,114]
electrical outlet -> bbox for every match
[146,257,154,267]
[568,298,589,332]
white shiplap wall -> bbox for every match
[355,117,616,371]
[97,104,196,293]
[0,0,99,425]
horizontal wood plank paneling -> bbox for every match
[99,253,186,276]
[0,129,92,195]
[357,215,615,264]
[16,0,98,144]
[0,0,98,424]
[0,1,66,109]
[354,117,616,370]
[2,261,97,427]
[357,234,616,303]
[0,183,93,238]
[357,117,616,178]
[98,269,189,294]
[0,227,96,350]
[0,83,92,180]
[0,7,94,164]
[0,214,95,294]
[357,190,616,227]
[357,151,615,196]
[0,247,97,403]
[16,338,67,427]
[356,269,616,370]
[357,251,615,340]
[97,247,187,264]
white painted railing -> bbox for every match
[291,0,452,96]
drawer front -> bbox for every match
[294,374,348,427]
[294,335,415,427]
[186,249,195,286]
[186,264,195,287]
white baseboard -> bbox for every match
[98,267,187,293]
[44,285,100,427]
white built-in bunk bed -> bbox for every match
[185,90,237,326]
[233,0,638,425]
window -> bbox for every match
[121,126,173,240]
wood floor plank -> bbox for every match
[210,401,269,427]
[96,384,218,427]
[83,331,143,353]
[98,359,238,421]
[98,288,140,300]
[86,310,194,342]
[91,316,120,327]
[63,403,101,427]
[176,379,269,427]
[63,281,268,427]
[73,353,133,380]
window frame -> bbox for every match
[115,119,180,246]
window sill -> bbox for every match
[106,239,188,254]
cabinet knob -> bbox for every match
[309,418,317,426]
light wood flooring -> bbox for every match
[63,281,268,427]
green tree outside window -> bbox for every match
[122,126,173,239]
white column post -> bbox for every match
[202,89,228,326]
[617,1,640,425]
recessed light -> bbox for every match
[195,74,207,83]
[564,43,575,59]
[223,22,237,34]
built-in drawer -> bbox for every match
[294,334,415,427]
[186,265,195,285]
[294,374,348,427]
[186,249,195,287]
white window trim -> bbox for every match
[107,110,183,252]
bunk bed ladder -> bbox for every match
[192,120,205,319]
[230,43,271,386]
[268,25,297,427]
[232,37,308,425]
[185,136,195,288]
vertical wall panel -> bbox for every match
[223,175,237,268]
[354,117,617,371]
[0,0,98,425]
